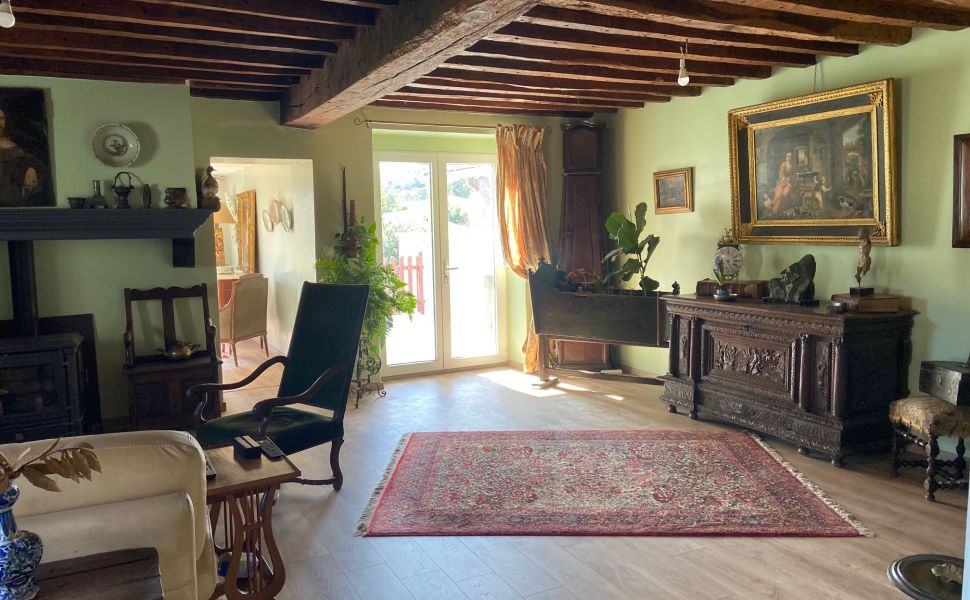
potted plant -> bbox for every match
[527,202,672,352]
[602,202,661,294]
[0,439,101,600]
[317,218,417,391]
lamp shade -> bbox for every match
[213,202,235,225]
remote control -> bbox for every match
[204,451,217,480]
[257,437,285,460]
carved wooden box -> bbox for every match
[919,361,970,406]
[660,296,915,466]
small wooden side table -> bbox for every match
[35,548,162,599]
[206,445,301,600]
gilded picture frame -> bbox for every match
[653,167,693,214]
[954,133,970,248]
[728,79,898,245]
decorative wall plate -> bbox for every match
[280,206,293,232]
[261,208,275,232]
[91,123,140,167]
[269,198,282,224]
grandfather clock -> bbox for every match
[556,121,611,370]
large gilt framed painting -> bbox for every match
[728,79,898,245]
[0,88,54,207]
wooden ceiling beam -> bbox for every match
[428,67,702,96]
[411,78,671,102]
[16,13,339,55]
[283,0,541,127]
[0,29,325,70]
[135,0,377,27]
[445,54,735,86]
[391,88,645,108]
[190,87,284,102]
[372,99,600,117]
[545,0,913,45]
[384,93,622,112]
[0,57,295,88]
[12,0,356,41]
[708,0,970,30]
[521,5,858,56]
[467,40,773,78]
[0,47,311,78]
[492,22,816,66]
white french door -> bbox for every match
[375,151,507,376]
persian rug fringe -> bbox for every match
[356,433,412,536]
[747,432,874,538]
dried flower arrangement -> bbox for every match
[0,439,102,493]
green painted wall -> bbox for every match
[603,28,970,382]
[372,129,496,154]
[0,76,213,420]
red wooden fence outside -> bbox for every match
[386,252,426,315]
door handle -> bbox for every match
[444,266,459,271]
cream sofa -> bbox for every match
[5,430,217,600]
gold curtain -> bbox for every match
[496,124,551,374]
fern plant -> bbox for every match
[317,219,417,353]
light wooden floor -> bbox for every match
[221,340,967,600]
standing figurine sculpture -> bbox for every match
[852,227,874,296]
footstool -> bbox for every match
[889,396,970,501]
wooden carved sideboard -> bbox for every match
[661,296,915,466]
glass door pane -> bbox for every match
[444,162,499,360]
[378,161,439,368]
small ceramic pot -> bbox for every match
[67,197,86,209]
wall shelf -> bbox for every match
[0,208,212,268]
[0,208,211,240]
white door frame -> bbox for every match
[373,151,507,377]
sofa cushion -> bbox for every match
[20,492,203,600]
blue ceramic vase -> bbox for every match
[0,486,42,600]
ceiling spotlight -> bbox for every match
[0,1,15,29]
[677,40,690,87]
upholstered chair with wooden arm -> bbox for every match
[220,272,269,367]
[9,430,217,600]
[191,282,368,489]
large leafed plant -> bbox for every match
[317,219,417,353]
[603,202,661,293]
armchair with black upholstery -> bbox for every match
[190,282,368,488]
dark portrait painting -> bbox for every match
[754,112,875,221]
[0,88,54,207]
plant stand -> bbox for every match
[352,333,386,408]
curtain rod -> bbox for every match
[353,118,548,131]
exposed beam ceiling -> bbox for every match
[282,0,541,127]
[0,0,967,119]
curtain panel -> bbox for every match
[496,124,551,374]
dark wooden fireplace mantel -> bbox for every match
[0,208,211,266]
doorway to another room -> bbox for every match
[208,158,315,371]
[374,148,507,376]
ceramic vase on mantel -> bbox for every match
[0,486,42,600]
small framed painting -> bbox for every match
[0,88,54,207]
[955,133,970,248]
[653,167,693,214]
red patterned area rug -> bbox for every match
[358,430,871,537]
